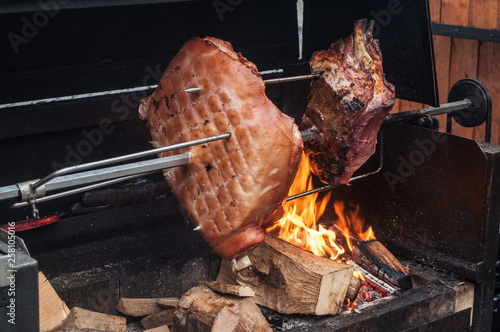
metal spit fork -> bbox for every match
[0,73,486,219]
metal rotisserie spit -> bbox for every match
[0,1,499,331]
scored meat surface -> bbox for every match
[139,37,303,259]
[300,19,395,185]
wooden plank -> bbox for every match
[429,0,442,23]
[433,35,453,131]
[448,37,479,139]
[478,41,500,144]
[38,271,70,332]
[397,100,424,113]
[217,235,354,315]
[199,280,255,297]
[60,307,126,332]
[498,0,500,29]
[469,0,498,29]
[441,0,470,25]
[391,98,401,114]
[141,309,175,330]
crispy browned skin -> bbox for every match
[300,20,395,185]
[139,37,303,259]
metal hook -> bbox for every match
[29,198,40,219]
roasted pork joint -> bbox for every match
[139,36,303,259]
[300,19,396,185]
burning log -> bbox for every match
[173,285,271,332]
[352,239,412,290]
[217,235,357,315]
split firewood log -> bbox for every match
[58,307,126,332]
[199,280,255,297]
[173,285,271,332]
[217,235,356,315]
[117,297,178,317]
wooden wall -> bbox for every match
[392,0,500,144]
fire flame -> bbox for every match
[333,201,376,252]
[266,152,376,261]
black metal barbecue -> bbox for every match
[0,1,498,331]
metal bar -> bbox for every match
[0,0,199,14]
[185,73,321,93]
[383,99,471,125]
[0,185,20,201]
[1,130,317,204]
[0,69,285,109]
[0,85,157,110]
[286,132,384,202]
[286,184,336,202]
[10,153,189,208]
[264,74,320,85]
[41,153,190,193]
[31,132,230,191]
[431,23,500,43]
[184,88,201,93]
[10,171,158,208]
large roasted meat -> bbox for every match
[300,20,395,185]
[139,37,303,259]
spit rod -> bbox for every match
[10,171,158,208]
[0,69,284,110]
[2,130,317,206]
[10,154,190,209]
[31,130,315,193]
[285,132,384,202]
[383,99,472,125]
[185,74,321,93]
[264,74,320,85]
[30,132,231,191]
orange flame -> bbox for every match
[266,152,376,262]
[333,201,376,252]
[266,152,343,259]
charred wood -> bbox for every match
[352,240,412,290]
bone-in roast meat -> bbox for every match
[300,20,395,185]
[139,37,303,259]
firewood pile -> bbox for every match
[39,235,412,331]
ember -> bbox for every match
[349,282,384,308]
